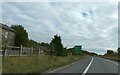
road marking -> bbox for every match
[105,59,118,65]
[82,57,93,75]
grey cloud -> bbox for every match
[1,2,118,55]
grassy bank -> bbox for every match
[3,55,88,73]
[101,55,120,62]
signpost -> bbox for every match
[74,45,82,55]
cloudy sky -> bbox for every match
[1,1,118,54]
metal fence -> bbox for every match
[0,45,43,57]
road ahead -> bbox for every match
[51,56,119,75]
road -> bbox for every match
[50,56,119,75]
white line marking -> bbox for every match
[105,59,118,65]
[82,57,93,75]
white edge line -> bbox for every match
[82,57,93,75]
[105,59,118,65]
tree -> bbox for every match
[107,50,114,55]
[50,35,64,56]
[28,39,40,48]
[11,25,28,46]
[117,48,120,55]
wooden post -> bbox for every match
[30,47,33,56]
[38,48,41,56]
[19,45,23,57]
[3,44,7,58]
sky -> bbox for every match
[0,1,119,55]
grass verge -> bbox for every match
[101,55,120,62]
[2,55,88,73]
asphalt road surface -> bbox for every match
[51,56,119,75]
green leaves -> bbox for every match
[11,25,28,46]
[107,50,114,55]
[50,35,64,56]
[117,48,120,55]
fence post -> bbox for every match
[3,44,7,58]
[38,47,41,56]
[19,45,23,57]
[30,47,33,56]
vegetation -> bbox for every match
[1,24,99,73]
[106,50,114,55]
[28,39,40,48]
[117,48,120,55]
[50,35,64,56]
[11,25,41,48]
[3,55,88,73]
[102,49,119,61]
[82,50,98,56]
[10,25,96,56]
[11,25,29,46]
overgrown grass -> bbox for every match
[2,55,88,73]
[101,54,120,61]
